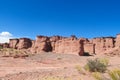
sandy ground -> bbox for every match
[0,52,120,80]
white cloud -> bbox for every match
[0,32,12,37]
[0,32,13,43]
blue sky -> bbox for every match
[0,0,120,42]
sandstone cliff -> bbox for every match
[0,34,120,56]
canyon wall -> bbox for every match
[90,37,115,54]
[115,34,120,47]
[1,34,120,56]
[53,37,84,55]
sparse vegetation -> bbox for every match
[84,58,108,73]
[92,72,104,80]
[99,58,109,66]
[75,65,86,75]
[0,48,29,58]
[84,64,90,71]
[92,69,120,80]
[75,65,82,72]
[39,76,80,80]
[0,47,120,80]
[108,69,120,80]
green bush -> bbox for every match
[84,58,108,73]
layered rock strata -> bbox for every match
[0,34,119,56]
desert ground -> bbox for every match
[0,51,120,80]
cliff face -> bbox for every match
[115,34,120,47]
[90,37,115,54]
[9,39,19,49]
[1,34,120,56]
[53,37,84,56]
[30,36,52,53]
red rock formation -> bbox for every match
[50,36,63,52]
[91,37,115,54]
[54,37,84,55]
[3,43,9,48]
[17,38,32,49]
[9,39,19,49]
[29,40,36,53]
[6,34,120,56]
[31,36,52,53]
[115,34,120,47]
[84,43,95,55]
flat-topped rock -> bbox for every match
[0,34,119,56]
